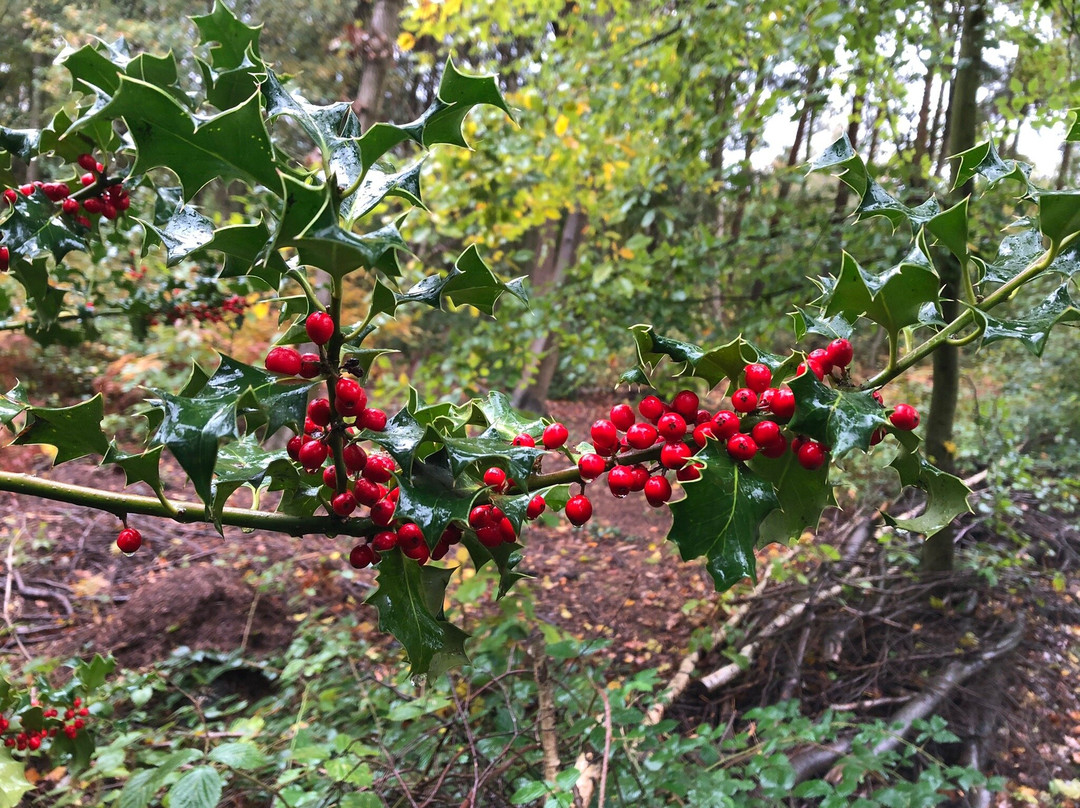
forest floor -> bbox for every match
[0,396,1079,806]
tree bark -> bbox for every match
[352,0,403,131]
[1057,140,1074,189]
[768,65,820,233]
[922,0,986,575]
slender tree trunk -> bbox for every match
[512,210,585,412]
[768,65,820,233]
[922,0,986,575]
[1056,140,1074,189]
[833,92,864,220]
[911,65,936,185]
[352,0,403,130]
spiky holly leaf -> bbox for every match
[345,161,425,225]
[8,256,69,333]
[821,250,939,337]
[808,135,868,198]
[395,245,527,316]
[440,436,542,491]
[886,452,972,535]
[669,443,778,592]
[365,407,432,480]
[467,391,546,440]
[1039,191,1080,248]
[149,388,239,505]
[981,227,1045,286]
[792,307,855,341]
[13,395,109,464]
[212,437,294,526]
[750,449,834,542]
[787,372,888,457]
[926,198,969,265]
[417,564,470,679]
[208,220,290,289]
[192,0,263,72]
[951,140,1033,192]
[394,454,478,549]
[0,189,88,271]
[102,444,166,500]
[366,548,463,676]
[94,77,279,201]
[461,532,528,598]
[206,355,310,437]
[0,383,29,431]
[139,205,215,265]
[976,283,1080,356]
[631,326,750,391]
[0,126,40,161]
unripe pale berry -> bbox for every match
[305,311,335,345]
[565,494,593,527]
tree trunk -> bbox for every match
[833,92,864,220]
[911,65,936,185]
[768,65,820,233]
[511,210,585,413]
[1056,140,1074,189]
[352,0,403,130]
[922,0,986,575]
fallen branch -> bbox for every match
[787,614,1027,784]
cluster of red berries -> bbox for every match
[151,294,247,327]
[0,154,130,241]
[511,339,921,530]
[1,698,91,752]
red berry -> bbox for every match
[825,338,853,368]
[565,494,593,527]
[726,434,758,461]
[299,353,321,379]
[760,434,788,458]
[629,464,649,492]
[265,346,302,376]
[370,498,396,526]
[769,388,796,420]
[343,443,368,472]
[872,390,885,406]
[660,441,691,469]
[644,475,672,507]
[497,517,517,544]
[28,736,41,750]
[362,454,395,483]
[397,523,425,550]
[335,378,366,409]
[692,421,717,447]
[578,453,607,480]
[116,528,142,554]
[744,363,772,393]
[19,183,34,196]
[797,440,827,470]
[322,465,339,489]
[590,419,619,448]
[712,410,740,439]
[0,246,8,273]
[476,524,502,547]
[512,432,536,447]
[402,541,429,563]
[750,420,781,448]
[77,153,98,171]
[657,412,687,442]
[101,201,119,220]
[80,173,96,187]
[82,196,105,214]
[308,397,332,426]
[797,360,826,381]
[2,188,17,204]
[64,726,77,740]
[61,197,80,215]
[469,505,493,529]
[526,495,546,520]
[676,462,702,482]
[354,478,382,506]
[332,491,357,517]
[638,395,666,423]
[372,531,398,552]
[349,544,376,568]
[305,311,335,345]
[287,435,303,461]
[808,348,834,374]
[483,466,508,491]
[359,407,387,431]
[609,403,636,431]
[731,388,758,413]
[671,390,700,419]
[890,404,920,431]
[870,427,887,446]
[625,422,659,450]
[607,465,634,498]
[542,422,569,449]
[298,439,328,471]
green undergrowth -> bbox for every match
[4,567,999,808]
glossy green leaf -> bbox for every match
[167,766,223,808]
[951,140,1033,191]
[366,548,458,676]
[461,532,528,598]
[150,388,238,505]
[927,198,969,265]
[750,449,834,542]
[1040,191,1080,247]
[976,283,1080,356]
[8,256,69,333]
[787,372,888,457]
[0,383,29,432]
[395,456,478,548]
[192,0,263,72]
[208,220,290,288]
[139,205,215,266]
[792,307,854,341]
[981,227,1045,286]
[367,407,432,479]
[0,126,40,161]
[102,444,165,499]
[396,245,527,316]
[0,749,33,808]
[808,135,868,198]
[13,395,109,464]
[0,189,88,271]
[469,391,546,440]
[886,454,972,535]
[821,250,939,336]
[631,326,749,390]
[440,435,541,490]
[669,443,779,592]
[96,77,278,200]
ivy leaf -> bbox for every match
[13,396,109,464]
[631,326,750,390]
[669,443,779,592]
[886,454,972,536]
[366,548,457,676]
[750,449,834,542]
[787,372,888,457]
[976,283,1080,356]
[97,77,279,200]
[395,456,478,548]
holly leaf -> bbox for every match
[821,250,939,336]
[792,307,855,341]
[0,383,29,432]
[0,189,88,271]
[976,283,1080,356]
[212,437,294,525]
[208,220,290,288]
[139,204,216,266]
[366,548,459,676]
[886,454,972,535]
[951,140,1033,191]
[927,198,969,265]
[150,389,238,505]
[13,395,109,464]
[981,227,1045,286]
[1039,191,1080,248]
[97,77,279,200]
[669,443,779,591]
[394,456,478,548]
[0,126,40,161]
[102,444,166,499]
[440,435,541,490]
[466,391,546,440]
[809,134,868,198]
[192,0,263,72]
[750,449,834,542]
[461,532,529,598]
[631,326,750,390]
[787,372,888,457]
